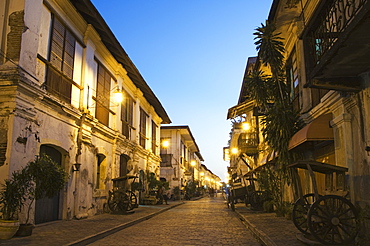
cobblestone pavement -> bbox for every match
[233,202,304,246]
[0,201,183,246]
[88,196,261,246]
[0,196,311,246]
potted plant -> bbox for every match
[15,154,68,237]
[0,168,31,239]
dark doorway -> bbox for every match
[35,145,62,224]
[119,154,130,177]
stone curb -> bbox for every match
[234,210,277,246]
[67,202,185,246]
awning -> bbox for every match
[288,114,334,150]
[288,160,348,174]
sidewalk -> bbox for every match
[233,202,306,246]
[0,201,183,246]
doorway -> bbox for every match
[34,145,63,224]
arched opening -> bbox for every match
[35,145,64,224]
[119,154,130,177]
[96,154,106,189]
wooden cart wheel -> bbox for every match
[292,193,320,235]
[228,195,235,211]
[307,195,358,245]
[108,190,129,212]
[126,191,138,211]
[244,194,250,207]
[250,191,264,210]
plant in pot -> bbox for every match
[15,154,69,237]
[0,168,31,239]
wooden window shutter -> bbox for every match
[47,16,75,103]
[95,63,111,126]
[151,121,157,154]
[139,108,147,148]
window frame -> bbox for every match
[286,49,300,111]
[151,121,158,154]
[46,15,77,103]
[121,91,134,139]
[94,60,112,126]
[139,108,148,148]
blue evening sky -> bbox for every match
[90,0,273,181]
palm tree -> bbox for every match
[246,21,301,215]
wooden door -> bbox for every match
[35,145,62,224]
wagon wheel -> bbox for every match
[292,193,321,235]
[108,190,129,212]
[228,194,235,211]
[126,191,138,211]
[307,195,358,245]
[244,193,251,207]
[250,191,264,210]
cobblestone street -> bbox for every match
[88,197,261,246]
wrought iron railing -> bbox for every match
[238,132,259,155]
[309,0,367,65]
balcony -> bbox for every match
[238,133,258,156]
[303,0,370,91]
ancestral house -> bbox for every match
[160,125,203,196]
[226,0,370,243]
[0,0,170,224]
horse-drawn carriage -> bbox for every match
[290,160,358,245]
[227,172,269,211]
[107,175,138,213]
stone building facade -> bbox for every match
[0,0,170,224]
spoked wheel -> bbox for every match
[250,191,265,210]
[108,190,129,212]
[307,195,358,245]
[292,193,320,235]
[126,191,138,211]
[228,195,235,211]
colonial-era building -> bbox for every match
[226,57,263,183]
[0,0,170,224]
[227,0,370,243]
[268,0,370,209]
[160,125,203,195]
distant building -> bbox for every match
[0,0,170,223]
[160,126,203,194]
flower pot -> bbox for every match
[0,220,20,240]
[15,224,34,237]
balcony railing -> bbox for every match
[309,0,367,65]
[304,0,369,91]
[238,132,258,156]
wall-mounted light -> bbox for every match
[190,160,196,167]
[86,85,124,109]
[112,87,123,104]
[72,163,81,172]
[242,122,251,131]
[231,147,239,155]
[161,139,170,148]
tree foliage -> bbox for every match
[249,22,302,215]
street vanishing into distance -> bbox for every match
[88,197,261,246]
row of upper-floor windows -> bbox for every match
[286,47,329,112]
[43,13,159,154]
